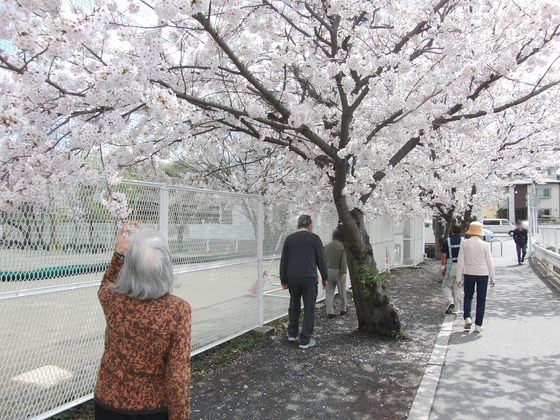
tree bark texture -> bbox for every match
[433,211,454,259]
[344,210,401,336]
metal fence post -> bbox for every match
[257,197,265,327]
[159,184,169,241]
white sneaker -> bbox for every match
[299,338,316,349]
[288,336,297,342]
[464,317,472,330]
[474,325,483,333]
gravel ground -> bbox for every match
[190,260,446,420]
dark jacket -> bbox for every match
[441,235,463,262]
[280,230,328,285]
[509,228,528,245]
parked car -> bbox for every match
[483,229,495,241]
[482,218,513,234]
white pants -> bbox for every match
[445,264,462,310]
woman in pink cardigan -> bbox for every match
[456,222,496,333]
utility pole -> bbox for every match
[526,181,541,254]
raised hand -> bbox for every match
[115,222,139,256]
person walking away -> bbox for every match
[280,215,328,349]
[324,229,348,319]
[509,221,528,265]
[95,224,191,420]
[456,222,496,333]
[441,224,464,315]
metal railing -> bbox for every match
[538,225,560,254]
[489,238,505,256]
[534,226,560,277]
[0,180,424,420]
[533,243,560,273]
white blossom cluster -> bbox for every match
[1,0,559,221]
[100,190,132,220]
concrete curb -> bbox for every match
[407,313,455,420]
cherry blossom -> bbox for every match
[1,0,559,334]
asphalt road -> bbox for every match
[430,238,560,420]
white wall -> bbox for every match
[534,183,560,219]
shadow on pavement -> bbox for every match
[447,330,483,345]
[431,353,560,420]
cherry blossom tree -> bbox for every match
[2,0,560,335]
[399,100,560,255]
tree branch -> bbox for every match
[193,13,291,122]
[45,79,87,97]
[263,136,309,161]
[262,0,312,38]
[152,79,248,117]
[434,80,560,128]
[360,134,423,204]
[365,110,404,144]
[82,43,107,66]
[393,0,451,53]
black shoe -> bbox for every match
[339,311,348,316]
[327,314,336,319]
[445,303,455,314]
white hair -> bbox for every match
[113,228,174,300]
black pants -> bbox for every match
[463,275,489,326]
[288,282,318,345]
[516,243,527,263]
[95,402,168,420]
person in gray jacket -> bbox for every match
[280,215,328,349]
[324,229,348,319]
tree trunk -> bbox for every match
[330,157,401,337]
[335,208,401,337]
[458,185,477,233]
[458,207,474,234]
[433,211,454,259]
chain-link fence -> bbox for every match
[0,180,424,420]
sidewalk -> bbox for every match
[426,239,560,420]
[190,261,446,420]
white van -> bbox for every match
[482,218,513,234]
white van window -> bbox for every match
[483,220,500,226]
[501,220,511,225]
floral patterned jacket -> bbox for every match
[94,254,191,419]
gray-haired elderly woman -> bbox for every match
[94,225,192,420]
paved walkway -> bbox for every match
[420,239,560,420]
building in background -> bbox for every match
[481,203,499,219]
[504,176,560,223]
